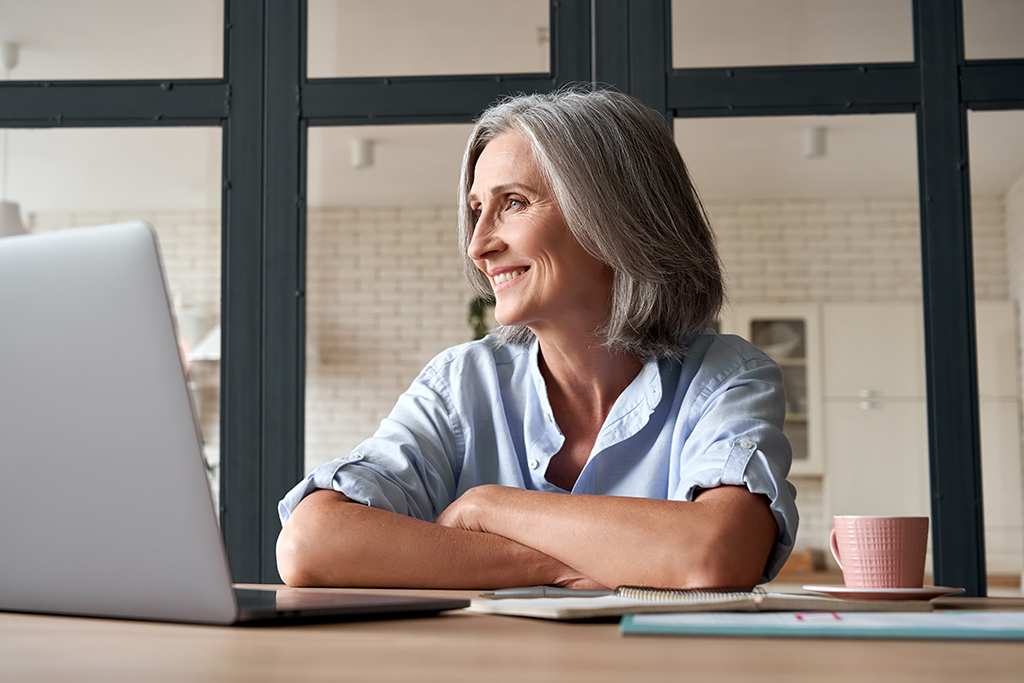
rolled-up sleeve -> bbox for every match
[278,364,462,527]
[672,354,799,582]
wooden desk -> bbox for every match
[3,589,1024,682]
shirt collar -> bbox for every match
[527,337,664,437]
[597,356,663,447]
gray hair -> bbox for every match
[457,88,724,361]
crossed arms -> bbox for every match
[276,483,778,590]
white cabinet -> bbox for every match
[819,300,1023,575]
[976,301,1021,399]
[821,303,930,519]
[981,400,1024,573]
[823,400,930,517]
[727,300,1023,575]
[976,300,1024,573]
[821,303,926,400]
[720,304,823,475]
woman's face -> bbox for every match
[467,131,613,337]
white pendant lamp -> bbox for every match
[351,138,374,170]
[803,125,827,159]
[0,200,26,237]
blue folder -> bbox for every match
[620,611,1024,640]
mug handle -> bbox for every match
[829,528,843,570]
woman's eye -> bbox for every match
[506,198,524,210]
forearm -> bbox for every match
[440,486,777,589]
[276,490,594,589]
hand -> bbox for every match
[548,570,609,590]
[434,484,502,533]
[435,486,608,589]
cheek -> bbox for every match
[567,244,608,280]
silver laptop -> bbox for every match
[0,222,468,625]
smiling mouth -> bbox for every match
[492,268,528,286]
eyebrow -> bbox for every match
[466,182,539,204]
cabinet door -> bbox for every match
[824,400,930,519]
[981,399,1024,573]
[822,303,926,399]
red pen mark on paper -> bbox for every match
[795,612,841,622]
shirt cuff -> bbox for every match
[277,459,351,526]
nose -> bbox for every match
[467,210,505,262]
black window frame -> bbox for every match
[1,0,1019,594]
[595,0,1023,597]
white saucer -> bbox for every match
[802,585,966,601]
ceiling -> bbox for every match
[0,0,1021,213]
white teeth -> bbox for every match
[493,270,524,285]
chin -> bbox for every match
[492,300,536,329]
[491,307,514,327]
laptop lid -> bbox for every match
[0,223,468,624]
[0,223,240,624]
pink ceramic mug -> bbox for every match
[829,516,929,589]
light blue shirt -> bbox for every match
[279,333,798,582]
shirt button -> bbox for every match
[529,459,540,470]
[346,453,363,462]
[739,440,755,450]
[545,413,554,423]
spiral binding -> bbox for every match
[615,585,765,602]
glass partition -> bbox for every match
[0,0,222,80]
[676,113,926,575]
[969,109,1024,592]
[305,124,475,473]
[671,0,913,68]
[307,0,550,78]
[964,0,1024,60]
[3,126,223,504]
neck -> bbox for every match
[535,330,644,423]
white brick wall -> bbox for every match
[29,192,1019,561]
[975,196,1012,301]
[711,196,1008,304]
[310,196,1013,473]
[304,207,476,471]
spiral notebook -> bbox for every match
[467,586,932,620]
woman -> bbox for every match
[277,89,797,590]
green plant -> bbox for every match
[468,295,495,340]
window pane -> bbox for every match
[305,124,475,473]
[969,109,1024,594]
[676,115,931,580]
[5,126,223,507]
[671,0,913,68]
[964,0,1024,60]
[307,0,550,78]
[0,0,222,80]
